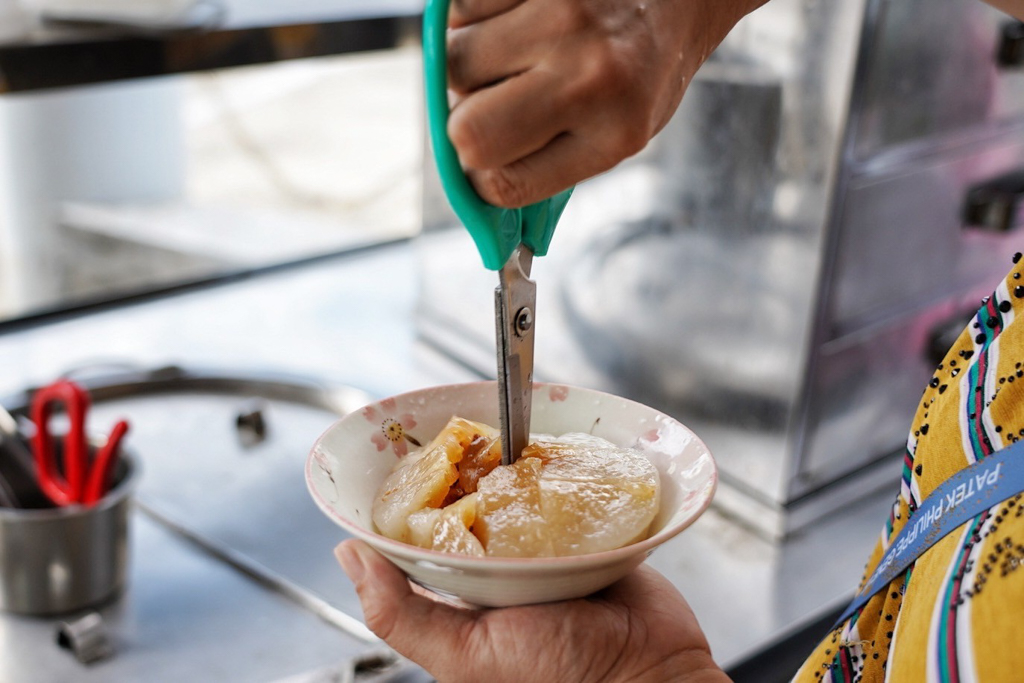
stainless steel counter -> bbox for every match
[0,241,896,678]
[0,514,378,683]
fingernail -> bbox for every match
[335,543,366,583]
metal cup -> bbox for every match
[0,452,135,615]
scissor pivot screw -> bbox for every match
[515,307,534,336]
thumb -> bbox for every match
[335,540,477,675]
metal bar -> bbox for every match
[0,16,422,94]
[135,500,382,646]
[0,237,411,337]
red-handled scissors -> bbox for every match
[30,380,129,507]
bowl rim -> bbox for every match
[306,381,717,570]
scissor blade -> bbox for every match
[495,246,536,466]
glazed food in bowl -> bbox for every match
[371,415,663,559]
[306,382,716,607]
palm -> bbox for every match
[337,541,725,683]
[455,567,704,682]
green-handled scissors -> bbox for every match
[424,0,573,465]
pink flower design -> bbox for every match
[641,428,660,443]
[313,449,332,477]
[549,386,570,402]
[364,398,418,457]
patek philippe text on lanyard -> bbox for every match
[834,442,1024,628]
[875,460,1002,578]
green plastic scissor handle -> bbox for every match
[423,0,573,271]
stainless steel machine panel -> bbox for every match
[799,291,989,497]
[853,0,1024,160]
[829,132,1024,335]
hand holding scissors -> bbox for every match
[424,0,574,465]
[31,380,129,507]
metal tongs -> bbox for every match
[423,0,573,465]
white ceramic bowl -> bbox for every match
[307,382,716,607]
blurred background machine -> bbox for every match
[417,0,1024,538]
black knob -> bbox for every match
[964,169,1024,233]
[928,310,975,367]
[998,20,1024,67]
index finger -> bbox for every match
[450,0,523,27]
[335,540,480,674]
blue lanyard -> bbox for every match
[833,439,1024,628]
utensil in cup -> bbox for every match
[31,380,129,507]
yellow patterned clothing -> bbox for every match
[794,255,1024,683]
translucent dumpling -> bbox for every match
[372,417,499,542]
[476,434,660,557]
[372,420,660,558]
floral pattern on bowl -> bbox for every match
[362,397,420,457]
